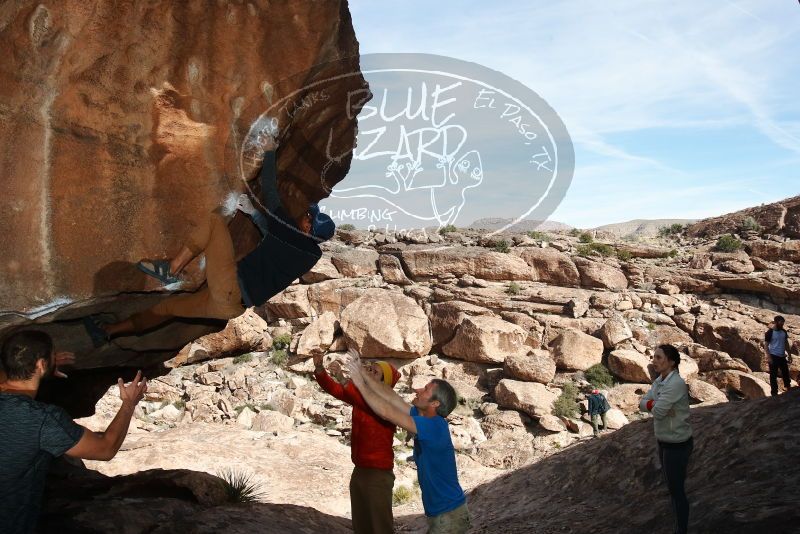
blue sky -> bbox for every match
[348,0,800,228]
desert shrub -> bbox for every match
[272,333,292,350]
[569,228,582,237]
[658,223,685,238]
[616,249,632,261]
[527,231,551,241]
[439,224,458,235]
[741,216,761,232]
[493,240,510,253]
[552,382,579,419]
[233,353,253,365]
[578,232,594,243]
[218,469,263,504]
[715,234,743,252]
[585,364,614,389]
[392,485,415,506]
[577,243,614,257]
[271,349,288,366]
[172,399,186,410]
[506,282,521,295]
[338,223,356,231]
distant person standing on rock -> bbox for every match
[765,316,793,396]
[640,344,693,534]
[587,389,610,437]
[345,353,469,534]
[313,350,401,534]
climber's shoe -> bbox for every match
[136,260,179,286]
[83,315,110,348]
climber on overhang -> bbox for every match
[83,131,335,347]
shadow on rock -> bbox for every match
[42,461,353,534]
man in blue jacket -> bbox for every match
[85,133,335,346]
[587,389,611,437]
[345,352,470,534]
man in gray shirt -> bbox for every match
[0,330,147,533]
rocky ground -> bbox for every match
[43,195,800,532]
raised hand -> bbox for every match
[345,354,365,387]
[118,371,147,406]
[53,351,75,379]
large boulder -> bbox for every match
[705,370,771,399]
[573,258,628,290]
[600,315,633,349]
[494,379,559,418]
[442,315,528,364]
[603,408,629,429]
[686,345,750,373]
[429,301,494,349]
[687,379,728,404]
[340,290,431,358]
[606,383,651,414]
[694,314,768,371]
[300,256,341,284]
[511,248,581,287]
[400,247,534,281]
[549,328,604,371]
[378,254,412,285]
[608,349,651,383]
[266,285,312,319]
[748,240,800,263]
[296,311,338,358]
[330,247,380,277]
[0,0,365,417]
[503,349,556,384]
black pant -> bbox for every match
[659,438,693,534]
[768,355,791,396]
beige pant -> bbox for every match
[427,503,470,534]
[130,212,244,332]
[349,466,395,534]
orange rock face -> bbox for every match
[0,0,365,313]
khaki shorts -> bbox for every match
[427,502,470,534]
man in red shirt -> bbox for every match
[313,350,400,534]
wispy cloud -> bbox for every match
[349,0,800,227]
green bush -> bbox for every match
[338,223,356,231]
[272,333,292,350]
[439,224,457,235]
[493,240,510,253]
[577,243,614,258]
[715,234,743,252]
[616,249,632,261]
[585,364,614,388]
[218,469,264,504]
[233,353,253,365]
[172,399,186,410]
[742,216,761,232]
[658,223,685,238]
[392,485,415,506]
[578,232,594,243]
[271,349,288,366]
[552,382,579,419]
[527,231,551,241]
[569,228,581,237]
[506,281,521,295]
